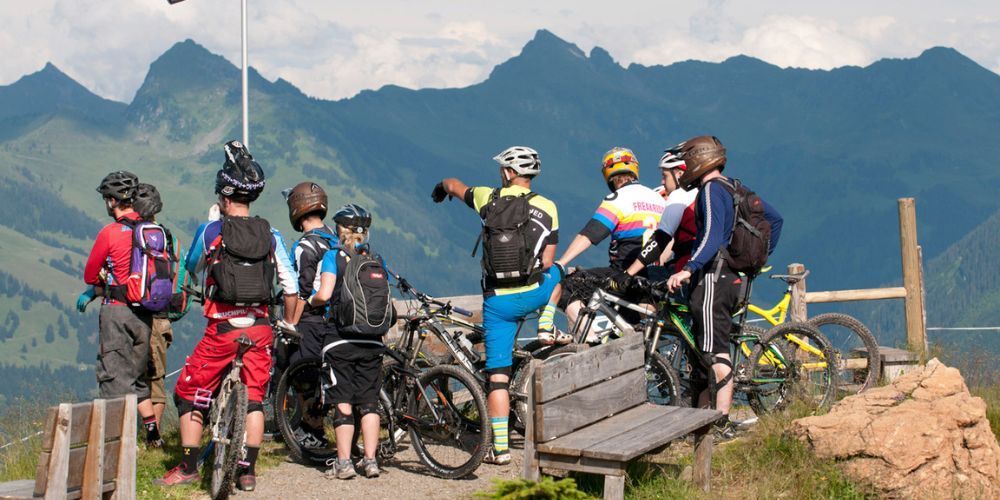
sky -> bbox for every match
[3,0,999,103]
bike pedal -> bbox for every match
[193,388,213,409]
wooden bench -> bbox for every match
[522,335,722,499]
[0,395,137,500]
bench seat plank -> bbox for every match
[0,480,35,500]
[582,406,722,461]
[537,405,677,457]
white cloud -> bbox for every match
[1,1,999,102]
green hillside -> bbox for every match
[0,31,999,399]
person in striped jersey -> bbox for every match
[536,147,666,343]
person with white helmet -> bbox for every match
[432,146,562,466]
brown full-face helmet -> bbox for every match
[283,182,328,231]
[677,136,727,190]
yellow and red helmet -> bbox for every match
[601,147,639,191]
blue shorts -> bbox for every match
[482,266,564,371]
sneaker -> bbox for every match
[325,458,356,480]
[293,426,329,449]
[154,465,200,486]
[236,472,256,491]
[537,328,556,345]
[145,437,165,449]
[714,419,739,441]
[359,458,380,478]
[483,448,511,465]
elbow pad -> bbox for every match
[638,230,672,266]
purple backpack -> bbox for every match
[118,221,175,312]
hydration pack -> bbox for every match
[111,219,175,312]
[333,251,396,336]
[165,230,192,321]
[709,178,772,275]
[474,189,541,288]
[206,216,276,306]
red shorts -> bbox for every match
[174,319,273,403]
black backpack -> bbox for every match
[334,250,397,336]
[207,216,276,306]
[474,189,541,289]
[708,178,772,275]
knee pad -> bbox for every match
[332,406,354,428]
[488,380,510,393]
[173,393,205,420]
[486,366,512,378]
[356,402,379,418]
[247,401,264,414]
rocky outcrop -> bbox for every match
[789,359,999,498]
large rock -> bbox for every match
[789,358,999,498]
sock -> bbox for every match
[180,446,199,474]
[243,446,260,475]
[538,303,557,333]
[143,416,160,442]
[491,417,509,454]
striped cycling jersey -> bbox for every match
[579,182,666,269]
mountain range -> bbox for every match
[0,29,998,400]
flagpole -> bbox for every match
[241,0,249,146]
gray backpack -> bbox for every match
[333,251,397,336]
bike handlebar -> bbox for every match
[392,273,474,317]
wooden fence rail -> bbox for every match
[788,197,927,355]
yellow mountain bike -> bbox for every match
[739,269,881,394]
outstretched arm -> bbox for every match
[432,178,470,203]
[555,234,593,268]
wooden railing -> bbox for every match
[788,198,927,354]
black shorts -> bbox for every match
[559,267,649,324]
[689,261,745,355]
[323,341,384,405]
[288,320,330,366]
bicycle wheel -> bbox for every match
[809,313,881,394]
[210,382,247,500]
[275,358,338,464]
[407,364,490,479]
[646,352,688,407]
[747,322,838,415]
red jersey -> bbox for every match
[84,212,141,306]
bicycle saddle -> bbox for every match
[234,333,256,348]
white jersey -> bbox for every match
[657,187,698,236]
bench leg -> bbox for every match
[603,474,625,500]
[692,424,713,492]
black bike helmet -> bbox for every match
[133,183,163,219]
[96,170,139,202]
[215,140,266,202]
[332,203,371,233]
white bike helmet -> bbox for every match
[658,146,687,171]
[493,146,541,177]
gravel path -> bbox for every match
[244,439,525,499]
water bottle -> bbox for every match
[456,332,480,363]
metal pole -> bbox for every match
[241,0,249,146]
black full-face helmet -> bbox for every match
[215,140,265,202]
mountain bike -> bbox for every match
[559,273,840,414]
[190,333,252,500]
[274,275,492,478]
[389,274,551,435]
[739,269,881,393]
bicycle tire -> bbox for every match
[646,352,688,407]
[809,313,881,394]
[407,364,490,479]
[275,358,338,464]
[747,322,838,415]
[210,382,247,500]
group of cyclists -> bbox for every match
[81,133,782,491]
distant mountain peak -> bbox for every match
[0,61,125,122]
[521,29,586,60]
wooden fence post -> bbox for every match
[788,263,808,322]
[898,198,927,355]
